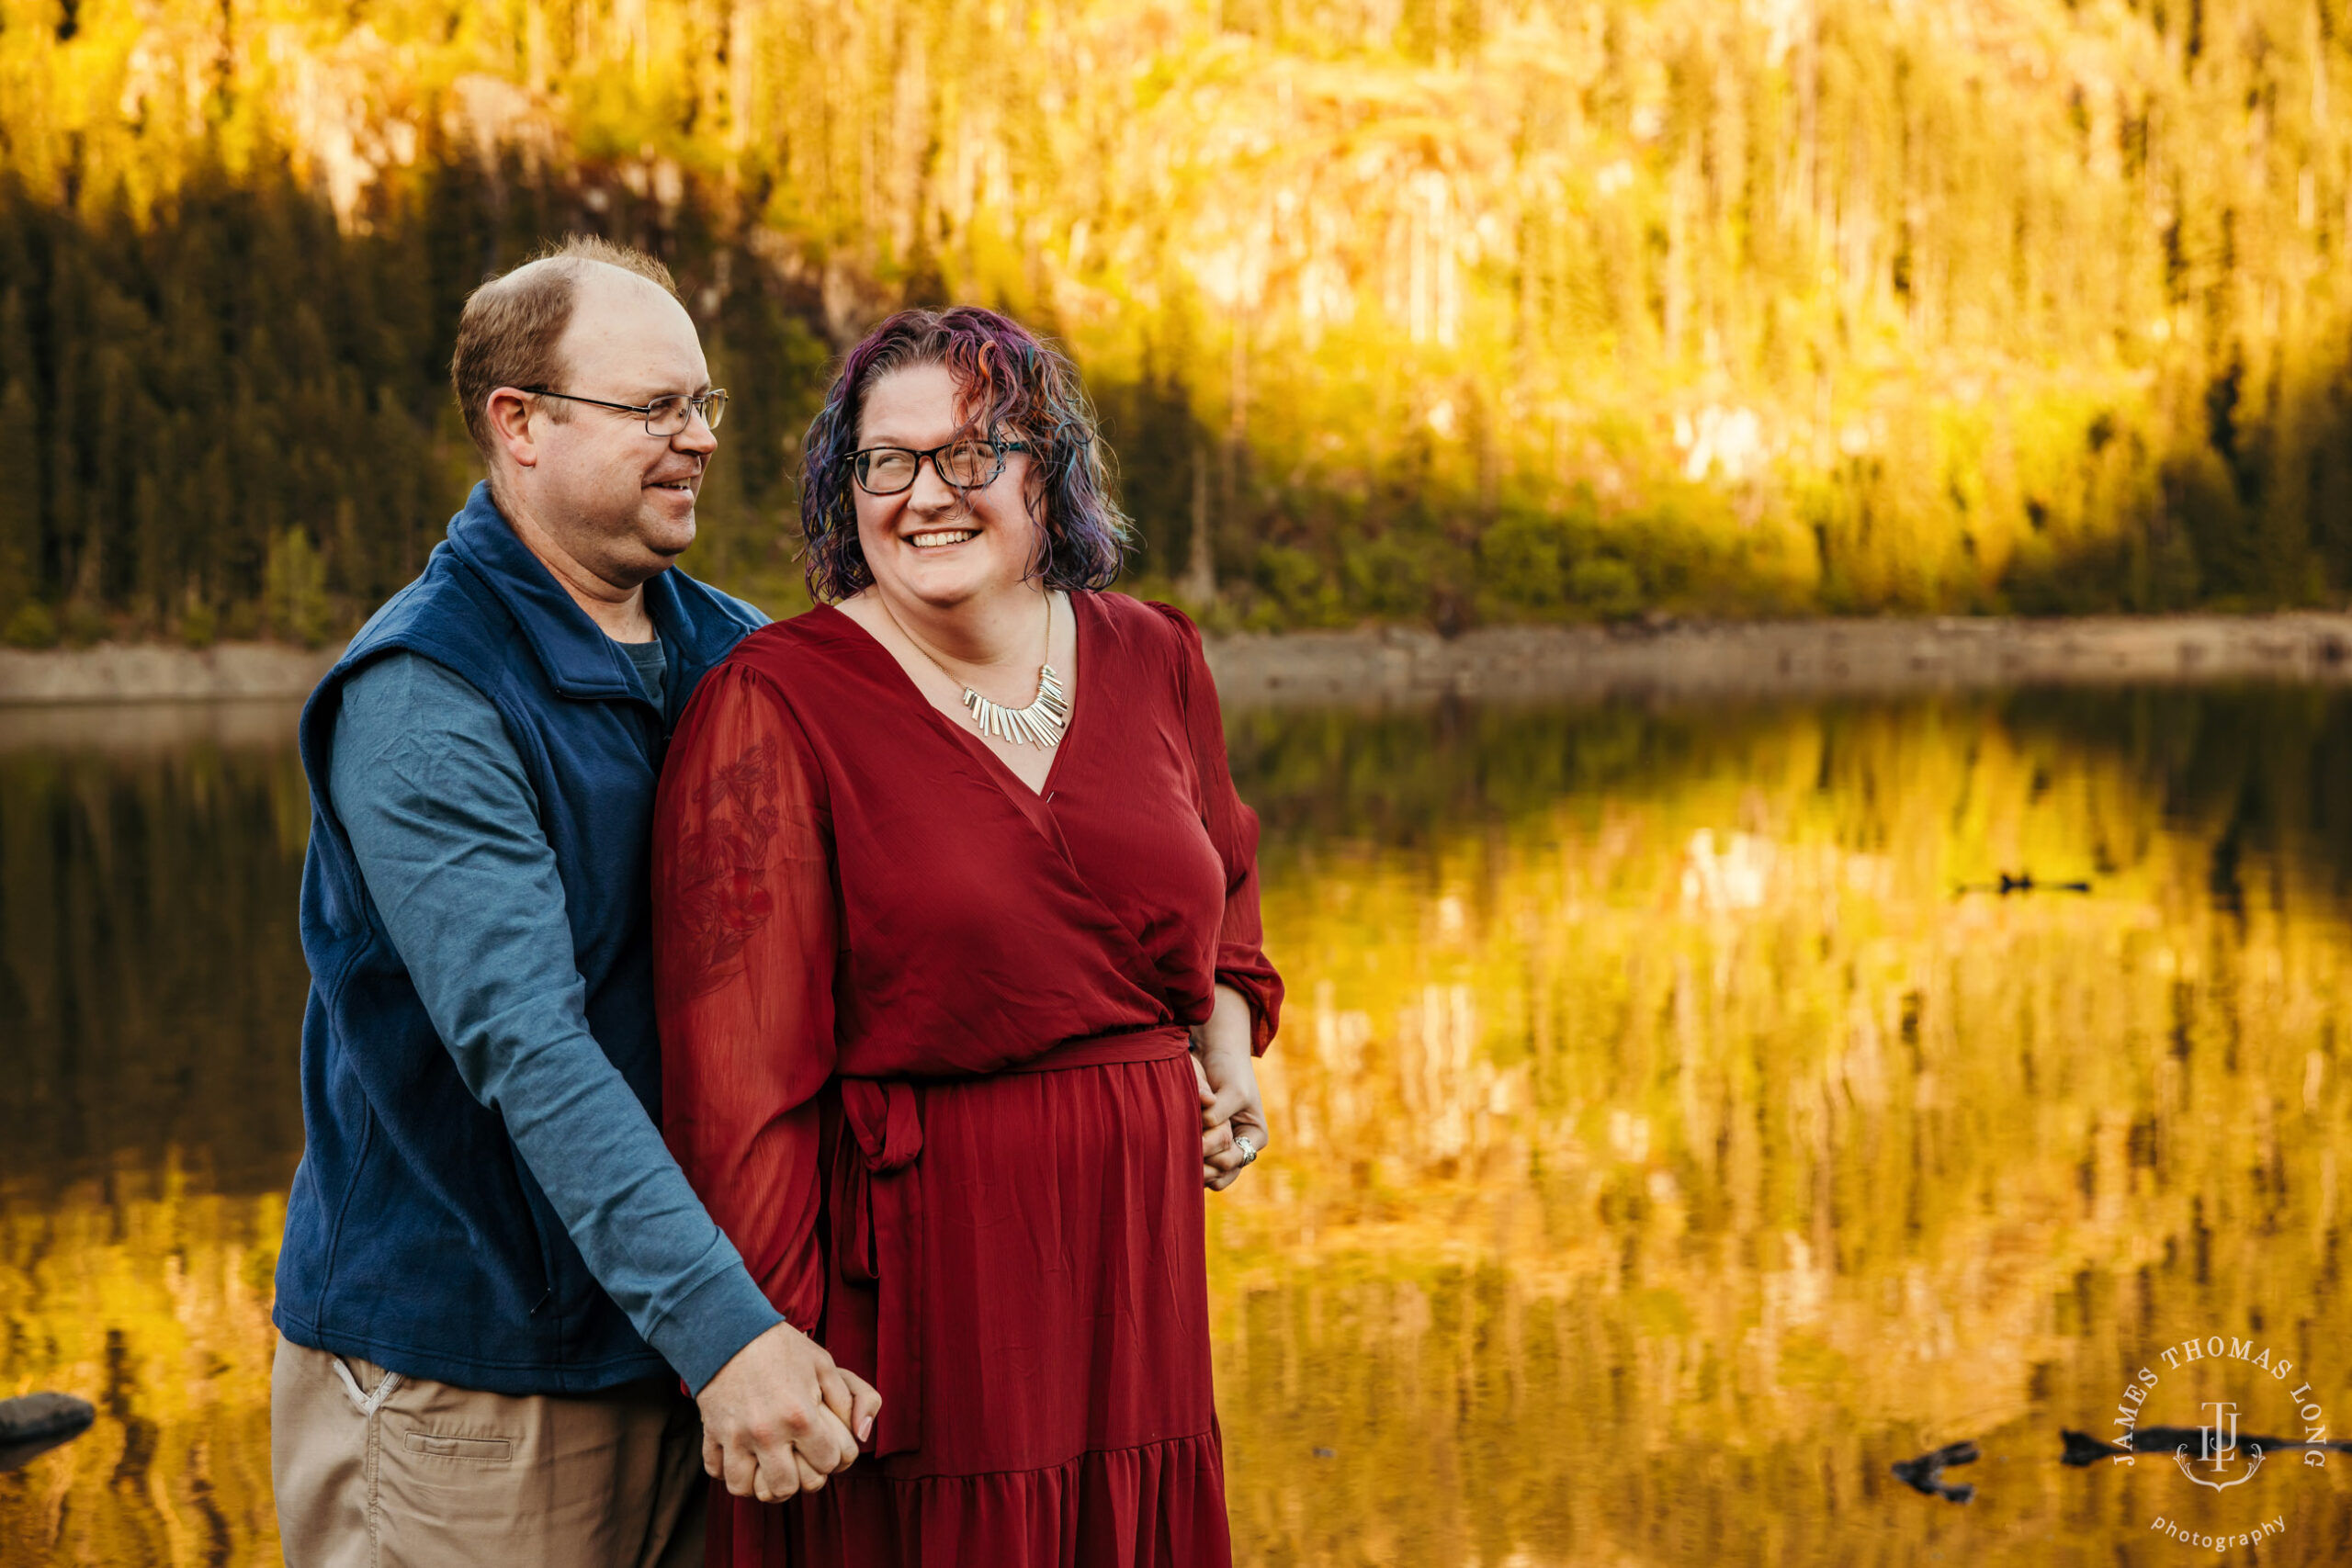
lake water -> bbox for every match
[6,686,2352,1565]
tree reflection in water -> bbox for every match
[6,690,2352,1564]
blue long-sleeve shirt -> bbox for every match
[328,646,782,1393]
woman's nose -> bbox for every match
[907,455,962,509]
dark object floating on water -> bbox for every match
[1312,1446,1337,1460]
[1892,1439,1980,1503]
[1954,872,2093,897]
[2061,1427,2352,1467]
[0,1392,97,1472]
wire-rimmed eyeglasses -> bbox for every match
[847,439,1031,496]
[523,387,729,436]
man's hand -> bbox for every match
[695,1320,882,1503]
[1193,983,1268,1191]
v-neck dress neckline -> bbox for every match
[813,593,1089,807]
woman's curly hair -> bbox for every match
[797,306,1131,603]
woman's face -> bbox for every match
[852,362,1040,611]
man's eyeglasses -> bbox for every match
[847,439,1030,496]
[523,387,729,436]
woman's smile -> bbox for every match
[907,526,978,549]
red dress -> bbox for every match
[650,592,1282,1568]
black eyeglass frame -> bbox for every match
[845,438,1033,497]
[520,387,729,435]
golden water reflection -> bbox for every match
[1213,692,2352,1564]
[2,706,307,1568]
[8,691,2352,1564]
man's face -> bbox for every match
[515,268,716,589]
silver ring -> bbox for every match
[1233,1135,1258,1166]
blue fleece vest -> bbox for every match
[273,483,762,1393]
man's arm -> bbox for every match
[330,652,781,1393]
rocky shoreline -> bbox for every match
[1202,612,2352,706]
[8,613,2352,715]
[0,640,344,706]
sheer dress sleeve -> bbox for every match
[1153,603,1284,1055]
[652,660,838,1335]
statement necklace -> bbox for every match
[901,592,1069,750]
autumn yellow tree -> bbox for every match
[0,0,2346,636]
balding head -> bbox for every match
[451,236,681,463]
[457,235,717,615]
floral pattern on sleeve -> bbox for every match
[670,737,783,996]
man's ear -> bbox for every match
[485,389,541,471]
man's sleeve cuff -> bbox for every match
[648,1268,786,1395]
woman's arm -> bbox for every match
[654,661,841,1318]
[1157,604,1284,1047]
[1154,603,1283,1187]
[651,660,875,1500]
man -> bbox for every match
[271,236,878,1566]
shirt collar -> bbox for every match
[445,480,672,702]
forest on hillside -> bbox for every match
[2,0,2349,644]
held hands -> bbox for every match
[695,1319,882,1504]
[1193,983,1269,1191]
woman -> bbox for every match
[650,305,1281,1567]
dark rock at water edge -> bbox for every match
[0,1392,97,1472]
[1892,1438,1980,1504]
[2061,1426,2352,1466]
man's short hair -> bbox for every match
[450,236,679,462]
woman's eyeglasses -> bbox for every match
[523,388,729,436]
[848,439,1030,496]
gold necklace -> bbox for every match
[893,592,1069,750]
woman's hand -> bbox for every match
[1193,983,1267,1191]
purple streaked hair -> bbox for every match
[797,306,1131,602]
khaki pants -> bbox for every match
[271,1336,707,1568]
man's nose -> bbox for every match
[673,411,718,456]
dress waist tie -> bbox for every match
[828,1025,1193,1457]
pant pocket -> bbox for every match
[329,1355,401,1416]
[398,1429,515,1463]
